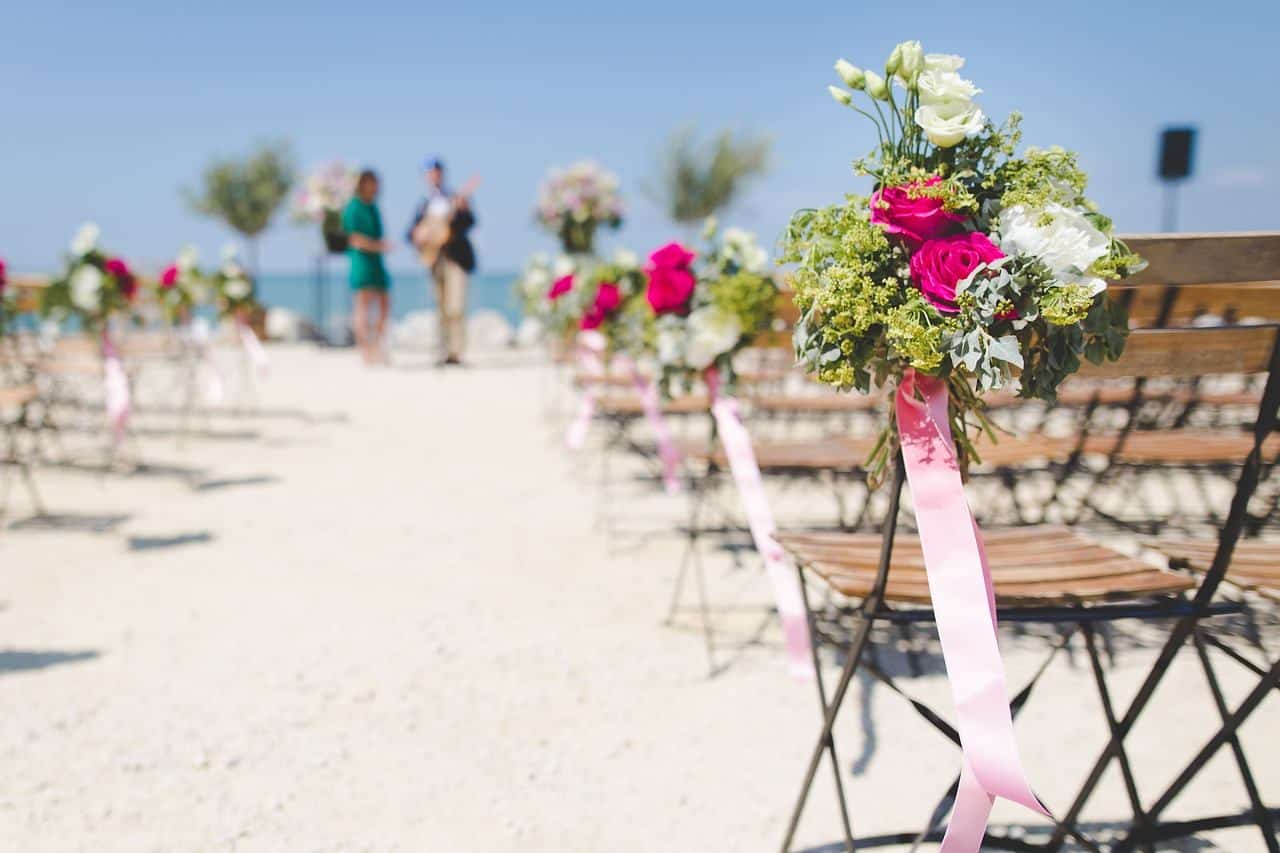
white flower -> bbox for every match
[828,85,853,106]
[70,265,103,311]
[924,53,965,73]
[916,69,981,105]
[70,222,100,257]
[999,204,1111,294]
[655,324,683,367]
[834,59,865,90]
[894,41,924,81]
[612,248,638,269]
[863,70,889,100]
[220,243,240,264]
[552,255,576,278]
[176,245,199,273]
[223,277,252,300]
[522,267,550,298]
[915,100,986,147]
[722,227,769,273]
[685,306,743,370]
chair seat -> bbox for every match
[0,384,38,408]
[677,436,877,472]
[777,526,1196,606]
[1157,539,1280,599]
[597,394,710,417]
[1080,431,1280,464]
[747,393,884,414]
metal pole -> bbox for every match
[1161,183,1179,233]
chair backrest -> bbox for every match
[1081,233,1280,604]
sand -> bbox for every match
[0,343,1276,852]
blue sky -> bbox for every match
[3,0,1278,274]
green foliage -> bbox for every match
[186,141,296,248]
[647,126,771,224]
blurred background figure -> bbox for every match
[408,158,479,366]
[343,169,393,364]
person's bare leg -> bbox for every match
[373,290,390,363]
[353,289,371,364]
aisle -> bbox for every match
[0,347,1274,851]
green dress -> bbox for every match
[342,197,390,290]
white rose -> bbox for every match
[612,248,638,269]
[924,53,965,72]
[220,242,240,264]
[685,306,743,370]
[999,204,1110,294]
[70,222,100,257]
[915,101,986,147]
[70,265,103,311]
[224,277,252,300]
[552,256,576,278]
[916,69,981,105]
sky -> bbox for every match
[3,0,1279,275]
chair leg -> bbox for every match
[1112,656,1280,852]
[1083,624,1154,852]
[780,592,880,852]
[1190,631,1278,852]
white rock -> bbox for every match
[467,310,513,349]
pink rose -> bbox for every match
[870,176,964,249]
[580,282,621,330]
[160,264,179,289]
[0,258,6,293]
[909,232,1005,314]
[104,257,138,301]
[548,274,573,302]
[645,242,696,315]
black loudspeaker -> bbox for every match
[1158,127,1196,181]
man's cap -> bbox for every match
[423,156,445,172]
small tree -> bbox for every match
[186,141,296,274]
[647,126,772,227]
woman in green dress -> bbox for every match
[342,170,393,364]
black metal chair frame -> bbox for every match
[780,327,1280,852]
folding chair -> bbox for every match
[776,231,1280,852]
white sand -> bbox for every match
[0,344,1276,851]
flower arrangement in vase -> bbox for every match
[210,244,259,323]
[535,161,624,255]
[291,161,357,254]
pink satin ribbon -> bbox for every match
[100,329,130,444]
[565,331,605,451]
[705,367,813,679]
[237,320,269,378]
[626,363,682,494]
[896,369,1048,850]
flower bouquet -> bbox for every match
[41,223,138,439]
[210,245,259,320]
[291,161,357,254]
[647,223,779,394]
[535,161,624,255]
[790,43,1140,479]
[786,40,1147,844]
[211,245,268,376]
[155,245,208,326]
[41,223,140,331]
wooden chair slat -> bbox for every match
[1075,326,1278,380]
[1119,232,1280,287]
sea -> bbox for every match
[256,268,522,339]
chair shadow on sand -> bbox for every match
[192,474,279,492]
[0,649,100,677]
[127,530,215,551]
[7,512,132,534]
